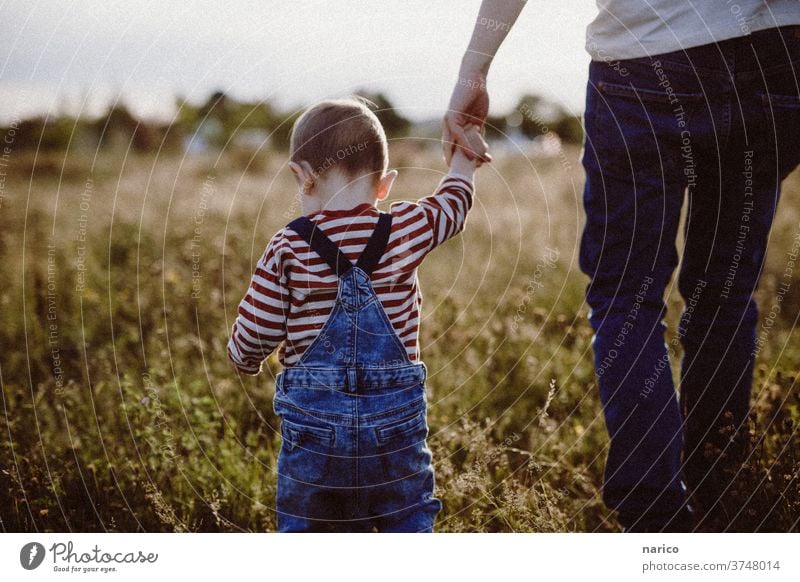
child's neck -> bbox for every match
[301,174,378,215]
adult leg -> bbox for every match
[677,145,767,518]
[580,57,705,531]
[678,26,800,521]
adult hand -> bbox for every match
[443,68,492,165]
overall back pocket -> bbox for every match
[281,417,335,450]
[375,410,427,444]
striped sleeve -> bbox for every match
[416,173,474,251]
[227,232,290,375]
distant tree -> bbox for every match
[513,93,584,143]
[554,115,584,144]
[231,101,275,130]
[174,96,200,130]
[483,114,508,140]
[13,118,70,151]
[514,94,548,139]
[197,90,231,122]
[269,109,301,151]
[355,91,411,138]
[194,90,235,149]
[181,91,284,150]
[93,104,156,151]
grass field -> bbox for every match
[1,142,799,532]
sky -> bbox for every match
[0,0,599,125]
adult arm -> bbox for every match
[443,0,528,163]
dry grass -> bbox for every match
[1,143,798,532]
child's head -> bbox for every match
[289,97,395,210]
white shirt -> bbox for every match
[586,0,800,61]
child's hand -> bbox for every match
[450,124,490,175]
[459,124,491,165]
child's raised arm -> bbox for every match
[391,125,488,253]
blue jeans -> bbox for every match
[273,215,442,532]
[581,26,800,530]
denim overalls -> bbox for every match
[273,212,442,532]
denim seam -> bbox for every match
[758,91,800,108]
[295,301,344,367]
[353,388,360,516]
[364,397,425,424]
[371,293,414,363]
[597,80,705,104]
[276,394,424,424]
[375,411,426,443]
[281,377,424,389]
[734,56,800,82]
[281,419,335,447]
[623,56,726,78]
[276,400,355,425]
[352,299,359,371]
[278,371,426,389]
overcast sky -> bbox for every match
[0,0,598,124]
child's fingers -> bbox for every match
[463,125,492,163]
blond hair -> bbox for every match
[289,97,388,182]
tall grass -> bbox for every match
[1,145,798,531]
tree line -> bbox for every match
[2,90,583,154]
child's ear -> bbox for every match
[289,161,316,194]
[375,170,397,201]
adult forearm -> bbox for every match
[461,0,527,73]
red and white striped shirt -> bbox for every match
[227,174,474,374]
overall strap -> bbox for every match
[287,213,393,279]
[287,216,353,276]
[355,213,393,276]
